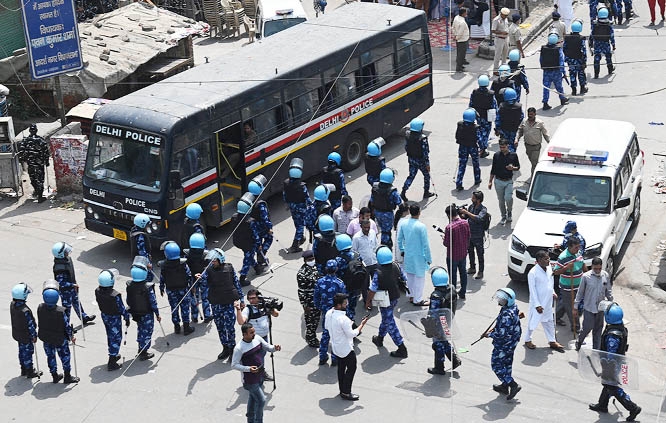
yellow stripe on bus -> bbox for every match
[248,79,431,174]
[168,188,219,215]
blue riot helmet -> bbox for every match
[367,137,386,157]
[494,287,516,307]
[463,108,477,123]
[430,267,449,287]
[335,234,352,252]
[12,283,32,300]
[189,232,206,249]
[498,64,511,78]
[205,247,225,263]
[325,259,338,273]
[605,303,624,324]
[548,33,559,45]
[134,213,151,229]
[289,158,304,179]
[571,19,583,33]
[327,152,342,166]
[508,49,520,62]
[98,269,118,287]
[248,174,267,196]
[164,241,181,260]
[376,246,393,265]
[185,203,203,220]
[131,266,148,282]
[314,183,335,201]
[379,168,395,184]
[478,75,490,87]
[237,192,256,214]
[503,88,517,104]
[43,288,59,305]
[409,118,425,132]
[51,242,72,259]
[42,279,59,293]
[317,214,335,233]
[598,7,609,19]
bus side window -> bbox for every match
[173,140,212,180]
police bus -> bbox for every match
[82,3,434,246]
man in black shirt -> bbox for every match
[488,139,520,226]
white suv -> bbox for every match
[508,118,643,281]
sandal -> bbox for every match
[413,300,430,306]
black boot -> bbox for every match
[493,383,509,394]
[423,191,435,199]
[217,345,231,361]
[571,87,577,96]
[507,381,522,400]
[107,356,121,371]
[617,15,622,24]
[52,372,63,383]
[400,189,408,202]
[560,97,569,106]
[36,195,47,203]
[287,240,302,254]
[618,395,641,421]
[588,403,608,413]
[371,335,384,347]
[390,343,408,358]
[542,102,552,111]
[239,275,250,287]
[447,351,462,369]
[594,65,600,79]
[63,371,79,384]
[25,368,42,378]
[183,322,195,336]
[427,358,447,375]
[83,315,96,325]
[174,323,181,334]
[580,85,588,94]
[20,366,27,376]
[139,349,155,361]
[627,406,642,422]
[608,64,614,75]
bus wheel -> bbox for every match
[341,130,366,171]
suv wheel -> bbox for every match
[606,254,615,282]
[630,193,641,229]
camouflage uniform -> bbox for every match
[17,130,50,200]
[489,303,522,386]
[10,300,38,373]
[313,274,347,362]
[297,262,322,347]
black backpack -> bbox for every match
[483,211,491,231]
[344,253,368,291]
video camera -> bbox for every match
[258,295,284,312]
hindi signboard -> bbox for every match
[21,0,83,79]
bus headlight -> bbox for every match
[151,222,159,231]
[146,225,152,234]
[511,235,527,254]
[93,212,100,220]
[86,206,93,214]
[584,243,603,260]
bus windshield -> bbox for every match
[85,134,164,192]
[263,17,306,37]
[528,172,611,214]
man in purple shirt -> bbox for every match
[231,323,281,423]
[442,205,471,299]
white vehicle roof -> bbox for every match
[536,118,636,177]
[261,0,306,21]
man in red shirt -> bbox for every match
[442,205,471,299]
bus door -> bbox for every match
[215,122,245,222]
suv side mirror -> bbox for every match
[516,189,527,201]
[614,197,630,209]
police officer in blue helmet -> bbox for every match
[540,32,569,110]
[182,203,205,248]
[401,118,435,202]
[248,174,273,273]
[364,137,387,186]
[589,302,641,421]
[282,158,312,253]
[484,287,522,400]
[426,267,460,375]
[38,286,79,383]
[321,151,348,210]
[231,192,263,286]
[469,74,497,158]
[494,88,524,153]
[126,262,161,361]
[95,269,131,370]
[10,282,42,379]
[158,241,195,335]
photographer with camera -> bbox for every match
[442,205,471,300]
[235,289,281,382]
[458,191,488,280]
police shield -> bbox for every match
[577,348,639,389]
[399,309,459,343]
[132,255,151,271]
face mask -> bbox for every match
[306,260,316,267]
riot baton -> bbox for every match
[71,339,78,378]
[33,343,41,379]
[258,250,274,274]
[158,318,170,346]
[267,314,276,391]
[76,294,86,342]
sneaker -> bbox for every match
[588,403,608,413]
[507,382,522,400]
[556,319,566,326]
[263,371,274,381]
[474,272,484,280]
[506,215,512,223]
[499,217,507,226]
[340,392,360,401]
[467,267,476,275]
[627,406,641,421]
[480,151,490,158]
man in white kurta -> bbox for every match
[524,250,565,352]
[397,204,432,306]
[554,0,574,30]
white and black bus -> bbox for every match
[82,3,434,246]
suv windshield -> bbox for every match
[84,134,164,192]
[528,172,611,214]
[264,17,306,37]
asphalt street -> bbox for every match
[2,0,666,422]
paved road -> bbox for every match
[2,1,666,421]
